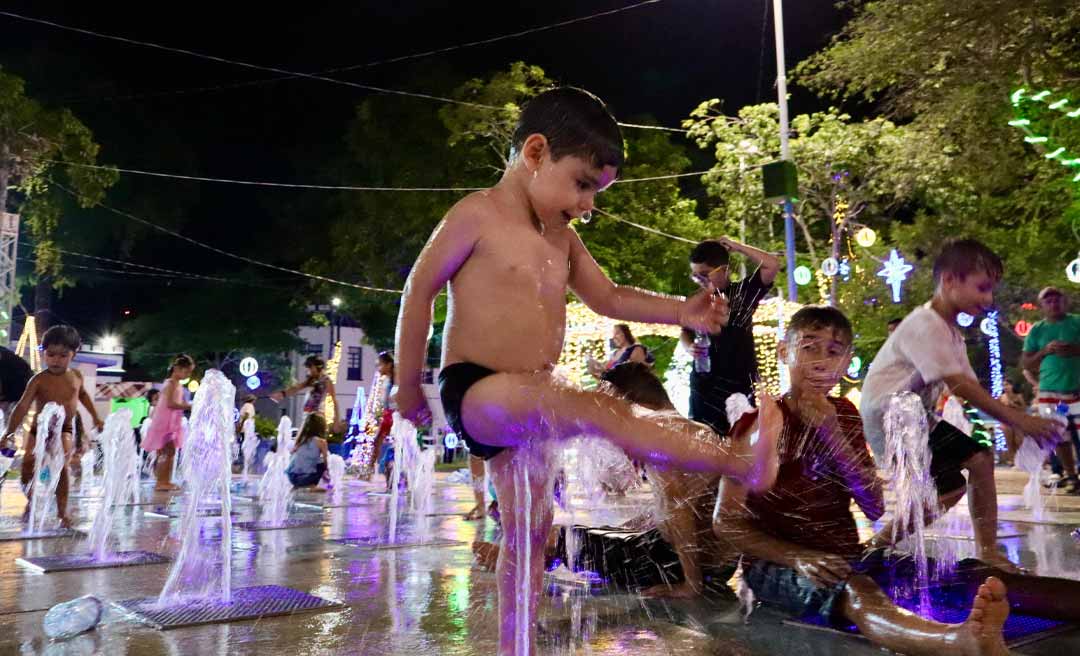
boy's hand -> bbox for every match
[1015,413,1064,448]
[93,419,104,433]
[394,384,431,425]
[678,288,730,334]
[793,550,852,588]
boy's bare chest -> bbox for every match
[39,375,80,404]
[477,230,570,290]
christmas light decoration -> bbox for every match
[1010,88,1080,184]
[793,266,812,286]
[14,316,40,371]
[855,227,877,247]
[187,380,200,393]
[1014,320,1032,337]
[839,258,851,281]
[846,355,863,379]
[239,357,259,377]
[983,311,1006,451]
[1067,256,1080,283]
[877,249,913,303]
[821,257,839,277]
[245,376,260,390]
[322,341,342,423]
[957,312,975,328]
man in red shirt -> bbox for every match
[717,306,1080,656]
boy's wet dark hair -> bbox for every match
[932,238,1003,285]
[511,87,624,171]
[689,239,731,267]
[786,306,854,346]
[41,325,81,352]
[600,362,673,410]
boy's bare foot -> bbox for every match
[21,504,30,523]
[304,486,327,493]
[463,504,485,520]
[954,576,1010,656]
[154,483,181,492]
[57,515,73,529]
[472,540,499,571]
[745,392,782,492]
[641,581,700,599]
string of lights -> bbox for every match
[1,8,687,134]
[50,181,402,295]
[57,2,665,106]
[37,160,713,192]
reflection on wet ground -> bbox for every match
[1,468,1078,654]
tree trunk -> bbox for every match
[34,276,52,338]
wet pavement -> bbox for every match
[1,467,1078,655]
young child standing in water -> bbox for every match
[394,87,780,655]
[5,325,105,526]
[143,354,195,492]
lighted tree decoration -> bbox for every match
[1009,88,1080,184]
[322,341,342,423]
[347,374,390,476]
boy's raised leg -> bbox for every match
[841,574,1009,656]
[459,372,778,489]
[963,450,1018,571]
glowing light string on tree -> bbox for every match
[980,313,1007,451]
[322,341,342,424]
[1009,88,1080,183]
[559,297,803,400]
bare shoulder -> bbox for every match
[70,368,85,382]
[443,190,501,230]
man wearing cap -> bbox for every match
[1022,287,1080,493]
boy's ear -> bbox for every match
[776,339,788,364]
[521,133,549,172]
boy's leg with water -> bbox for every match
[19,433,35,521]
[642,469,714,598]
[55,431,74,527]
[839,574,1009,656]
[489,447,555,656]
[962,450,1017,570]
[465,454,486,520]
[460,372,779,488]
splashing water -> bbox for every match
[884,392,935,617]
[241,417,258,479]
[78,449,96,496]
[327,454,345,503]
[158,370,235,603]
[387,414,436,542]
[88,409,139,560]
[27,403,66,534]
[1016,436,1053,520]
[258,439,293,527]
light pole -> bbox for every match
[772,0,798,302]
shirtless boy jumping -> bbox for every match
[394,87,780,655]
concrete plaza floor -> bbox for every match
[1,466,1078,655]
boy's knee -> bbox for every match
[963,448,994,474]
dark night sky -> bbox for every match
[0,0,845,345]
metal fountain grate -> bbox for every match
[0,528,84,542]
[16,550,169,573]
[114,585,343,630]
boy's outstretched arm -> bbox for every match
[567,231,727,333]
[4,374,39,438]
[944,374,1062,447]
[75,371,104,431]
[394,201,483,422]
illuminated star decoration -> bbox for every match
[877,249,913,303]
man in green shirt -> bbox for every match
[1023,287,1080,493]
